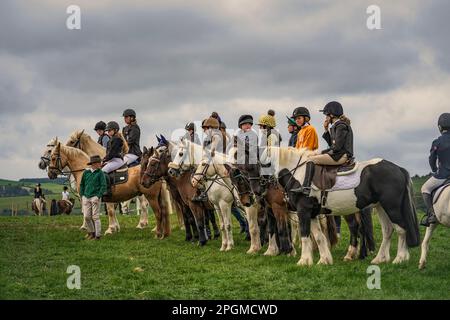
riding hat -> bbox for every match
[105,121,120,131]
[292,107,311,119]
[122,108,136,117]
[220,121,227,129]
[185,122,195,131]
[257,110,276,128]
[87,155,102,165]
[286,116,297,127]
[438,113,450,130]
[238,115,253,127]
[202,117,220,129]
[94,121,107,131]
[320,101,343,117]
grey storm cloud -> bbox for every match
[0,0,449,179]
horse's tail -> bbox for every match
[360,207,376,253]
[400,167,420,247]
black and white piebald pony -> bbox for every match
[261,146,420,266]
[419,183,450,269]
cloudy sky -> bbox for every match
[0,0,449,180]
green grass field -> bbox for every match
[0,212,449,300]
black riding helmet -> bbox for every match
[105,121,120,131]
[123,109,136,117]
[292,107,311,119]
[320,101,343,117]
[438,113,450,132]
[238,115,253,127]
[185,122,195,131]
[220,121,227,129]
[94,121,106,131]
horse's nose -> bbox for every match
[168,168,177,177]
[38,160,47,170]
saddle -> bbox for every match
[127,158,141,168]
[312,158,357,191]
[107,165,129,187]
[432,179,450,204]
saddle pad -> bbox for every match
[433,183,450,204]
[110,169,128,185]
[312,158,383,192]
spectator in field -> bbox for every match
[80,155,107,240]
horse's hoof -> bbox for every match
[80,226,87,231]
[288,249,297,257]
[317,257,333,265]
[199,240,207,247]
[371,256,390,264]
[297,258,313,266]
[104,229,113,235]
[419,261,426,270]
[136,224,144,229]
[264,250,278,256]
[393,255,409,264]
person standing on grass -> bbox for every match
[80,155,107,240]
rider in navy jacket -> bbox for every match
[421,113,450,226]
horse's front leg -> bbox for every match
[419,224,438,270]
[343,214,359,261]
[136,196,149,229]
[297,207,314,266]
[104,203,119,234]
[311,217,333,265]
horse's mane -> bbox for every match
[68,129,129,154]
[58,144,90,161]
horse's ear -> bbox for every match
[156,135,161,143]
[80,129,85,137]
[143,146,148,154]
[55,142,61,152]
[160,134,168,145]
[149,146,154,156]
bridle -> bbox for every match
[143,148,166,183]
[48,149,85,176]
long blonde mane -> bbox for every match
[67,129,129,155]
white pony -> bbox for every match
[419,184,450,269]
[32,197,47,216]
[171,139,239,251]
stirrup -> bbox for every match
[290,186,311,196]
[420,214,438,227]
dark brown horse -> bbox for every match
[140,144,216,246]
[50,198,75,215]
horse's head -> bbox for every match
[65,129,85,149]
[141,146,171,188]
[229,167,254,207]
[168,140,191,177]
[47,142,68,179]
[39,137,58,170]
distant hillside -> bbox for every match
[19,178,66,184]
[0,178,70,198]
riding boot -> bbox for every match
[231,207,248,234]
[420,193,438,227]
[290,161,315,196]
[191,189,208,202]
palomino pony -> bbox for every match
[419,183,450,269]
[65,130,150,229]
[263,146,419,266]
[46,142,171,238]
